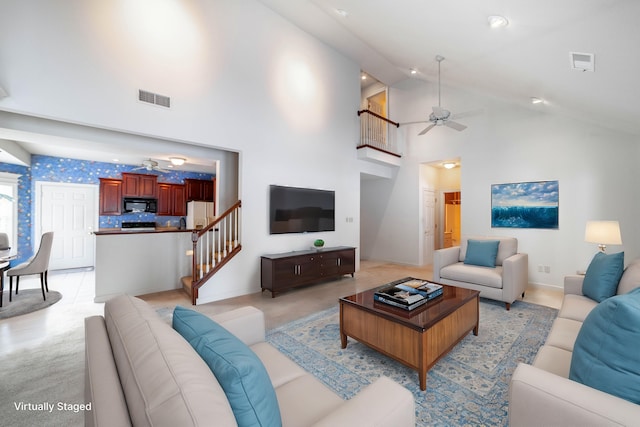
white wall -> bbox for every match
[363,77,640,289]
[0,0,361,303]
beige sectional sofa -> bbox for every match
[85,295,415,427]
[509,259,640,426]
[433,236,528,310]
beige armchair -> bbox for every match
[433,235,528,310]
[8,231,54,301]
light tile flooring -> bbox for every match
[0,261,563,356]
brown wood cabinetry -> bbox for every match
[157,183,186,216]
[184,178,215,202]
[122,173,158,198]
[261,246,355,297]
[99,178,122,215]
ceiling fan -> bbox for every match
[409,55,468,135]
[131,159,169,173]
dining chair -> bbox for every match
[8,231,54,301]
[0,232,10,255]
[0,232,10,307]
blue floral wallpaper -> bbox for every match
[0,155,215,264]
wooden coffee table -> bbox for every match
[339,282,479,391]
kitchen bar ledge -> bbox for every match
[94,230,192,302]
[94,227,195,235]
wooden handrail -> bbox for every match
[357,109,399,128]
[195,200,242,238]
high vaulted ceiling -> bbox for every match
[259,0,640,136]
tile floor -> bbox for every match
[0,261,564,356]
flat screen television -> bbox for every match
[269,185,335,234]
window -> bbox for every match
[0,172,20,252]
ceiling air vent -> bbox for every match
[570,52,594,72]
[138,89,171,108]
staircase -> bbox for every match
[182,200,242,304]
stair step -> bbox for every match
[181,276,193,296]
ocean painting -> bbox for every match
[491,181,559,229]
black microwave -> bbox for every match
[123,198,157,213]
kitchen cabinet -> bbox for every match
[184,178,215,202]
[122,173,158,198]
[157,183,186,216]
[260,246,355,297]
[99,178,122,215]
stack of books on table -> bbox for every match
[374,278,443,311]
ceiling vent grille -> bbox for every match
[138,89,171,108]
[570,52,595,72]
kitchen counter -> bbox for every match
[94,227,194,235]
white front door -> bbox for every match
[37,182,98,270]
[423,189,436,265]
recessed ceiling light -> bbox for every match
[443,162,457,169]
[488,15,509,29]
[335,9,348,18]
[361,73,367,80]
[531,97,544,104]
[410,68,418,75]
[112,158,120,162]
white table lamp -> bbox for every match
[585,220,622,252]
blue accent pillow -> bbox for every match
[464,239,499,268]
[582,251,624,302]
[172,306,282,427]
[569,287,640,404]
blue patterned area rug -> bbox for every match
[266,298,557,426]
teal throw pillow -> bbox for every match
[172,306,282,427]
[582,251,624,302]
[464,239,499,268]
[569,287,640,404]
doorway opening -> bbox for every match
[443,191,461,248]
[420,160,461,262]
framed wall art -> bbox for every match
[491,180,559,229]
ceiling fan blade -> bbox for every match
[445,121,467,131]
[400,120,429,126]
[418,124,436,135]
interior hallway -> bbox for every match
[0,261,563,356]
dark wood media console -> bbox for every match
[261,246,356,297]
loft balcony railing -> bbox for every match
[357,109,400,157]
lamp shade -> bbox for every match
[585,221,622,245]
